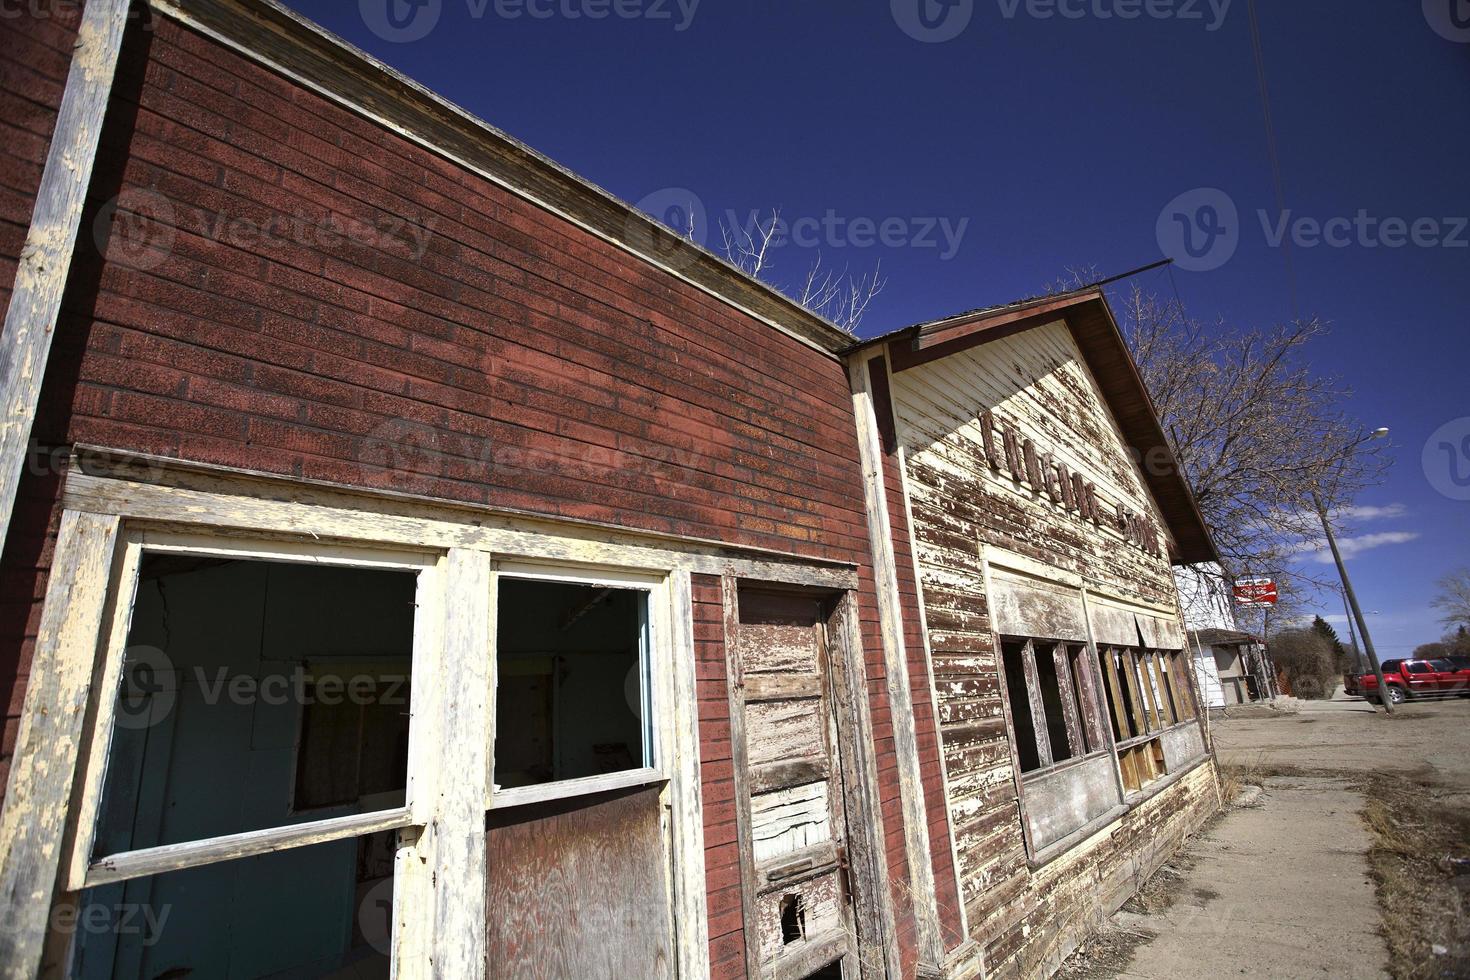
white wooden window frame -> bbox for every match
[46,528,461,980]
[487,560,672,812]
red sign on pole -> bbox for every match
[1233,578,1278,607]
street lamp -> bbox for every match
[1311,427,1393,712]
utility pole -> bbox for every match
[1341,591,1365,673]
[1313,490,1392,713]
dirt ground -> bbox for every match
[1057,691,1470,979]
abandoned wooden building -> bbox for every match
[0,1,1220,978]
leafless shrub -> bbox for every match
[1268,628,1338,699]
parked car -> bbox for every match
[1346,658,1470,704]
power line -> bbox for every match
[1246,0,1301,321]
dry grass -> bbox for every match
[1357,771,1470,979]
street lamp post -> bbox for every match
[1313,427,1393,712]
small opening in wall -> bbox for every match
[780,893,806,944]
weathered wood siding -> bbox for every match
[886,320,1216,976]
[878,381,968,951]
[0,10,928,975]
[0,0,85,808]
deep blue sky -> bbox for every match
[285,0,1469,654]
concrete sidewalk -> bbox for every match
[1110,775,1387,979]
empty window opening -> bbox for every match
[85,554,418,977]
[780,893,807,944]
[1002,641,1040,773]
[69,831,399,978]
[95,556,416,849]
[1034,649,1073,764]
[494,578,653,789]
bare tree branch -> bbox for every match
[1116,285,1390,604]
[720,209,888,333]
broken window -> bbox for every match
[492,572,655,797]
[1001,637,1101,775]
[1094,645,1200,794]
[1168,652,1197,719]
[1002,641,1041,773]
[67,540,432,978]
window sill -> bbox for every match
[1116,717,1198,751]
[1122,752,1211,808]
[488,767,664,810]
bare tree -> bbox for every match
[1432,568,1470,630]
[1114,285,1388,602]
[721,209,887,334]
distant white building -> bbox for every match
[1173,563,1269,708]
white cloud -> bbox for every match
[1332,503,1407,522]
[1300,531,1421,564]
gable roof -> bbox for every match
[844,289,1218,566]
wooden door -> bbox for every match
[727,585,857,979]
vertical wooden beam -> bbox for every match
[397,549,489,979]
[894,427,972,952]
[1019,641,1053,769]
[0,510,122,977]
[829,591,901,980]
[1135,652,1162,732]
[1119,649,1148,737]
[847,355,945,971]
[720,575,763,980]
[0,0,132,560]
[1152,654,1177,725]
[1071,644,1107,753]
[665,570,711,979]
[1052,643,1084,758]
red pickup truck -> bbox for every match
[1345,657,1470,704]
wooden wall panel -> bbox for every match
[888,321,1213,976]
